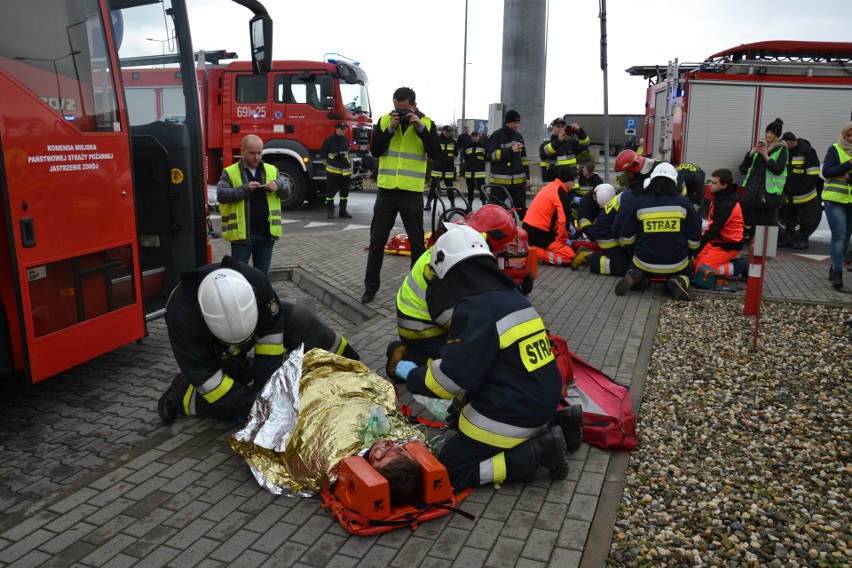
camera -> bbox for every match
[396,108,412,126]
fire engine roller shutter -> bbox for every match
[760,86,852,160]
[682,82,757,183]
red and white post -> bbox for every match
[743,225,777,351]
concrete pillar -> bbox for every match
[501,0,546,184]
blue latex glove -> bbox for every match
[395,360,417,381]
[567,224,577,237]
[573,196,581,206]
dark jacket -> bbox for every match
[699,184,744,253]
[463,141,487,177]
[783,138,820,200]
[577,172,603,197]
[487,125,530,186]
[434,134,458,174]
[739,143,788,208]
[320,133,352,176]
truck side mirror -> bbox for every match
[320,75,334,109]
[249,15,273,75]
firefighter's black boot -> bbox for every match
[158,373,185,425]
[327,202,335,219]
[533,426,569,480]
[555,405,584,453]
[338,203,352,219]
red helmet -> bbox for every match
[615,149,646,173]
[466,204,517,252]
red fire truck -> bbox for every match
[627,41,852,181]
[121,56,375,210]
[0,0,272,384]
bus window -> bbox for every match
[0,0,120,132]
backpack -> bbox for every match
[563,352,638,451]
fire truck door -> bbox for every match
[0,43,145,384]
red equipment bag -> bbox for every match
[548,332,574,399]
[563,353,638,451]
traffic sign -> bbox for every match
[625,117,637,130]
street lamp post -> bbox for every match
[461,0,469,127]
[146,33,173,67]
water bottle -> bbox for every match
[369,405,388,436]
[413,395,452,421]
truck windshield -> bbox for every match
[340,81,370,116]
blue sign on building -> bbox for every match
[625,117,637,130]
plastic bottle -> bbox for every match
[369,405,388,436]
[413,394,452,421]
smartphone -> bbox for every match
[757,139,766,147]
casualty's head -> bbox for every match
[430,224,494,279]
[368,439,423,507]
[241,134,264,169]
[198,268,258,344]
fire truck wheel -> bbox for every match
[276,161,306,211]
[520,272,534,296]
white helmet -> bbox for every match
[197,268,258,344]
[650,162,678,183]
[430,224,493,279]
[593,183,616,208]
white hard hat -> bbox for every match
[593,183,616,208]
[430,224,493,279]
[650,162,678,183]
[197,268,258,344]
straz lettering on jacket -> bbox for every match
[639,207,686,233]
[520,331,554,372]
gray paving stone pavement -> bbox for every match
[0,192,849,567]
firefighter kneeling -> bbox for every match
[522,166,578,266]
[614,163,703,301]
[391,225,570,489]
[158,256,360,424]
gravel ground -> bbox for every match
[609,297,852,567]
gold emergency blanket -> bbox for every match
[229,347,425,496]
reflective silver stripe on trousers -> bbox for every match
[479,460,495,484]
[463,405,546,440]
[197,369,225,395]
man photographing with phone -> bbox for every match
[362,87,440,304]
[488,110,531,219]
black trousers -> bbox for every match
[465,177,487,208]
[588,247,631,276]
[325,174,351,205]
[779,198,821,241]
[427,172,456,206]
[364,188,425,295]
[439,430,539,489]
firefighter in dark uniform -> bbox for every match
[463,131,488,210]
[675,162,706,213]
[392,226,569,489]
[778,131,822,249]
[575,183,616,240]
[614,163,703,301]
[425,125,458,210]
[320,122,353,218]
[487,110,530,219]
[577,161,604,198]
[157,256,360,424]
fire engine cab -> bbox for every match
[0,0,272,384]
[122,55,375,210]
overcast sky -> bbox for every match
[122,0,849,127]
